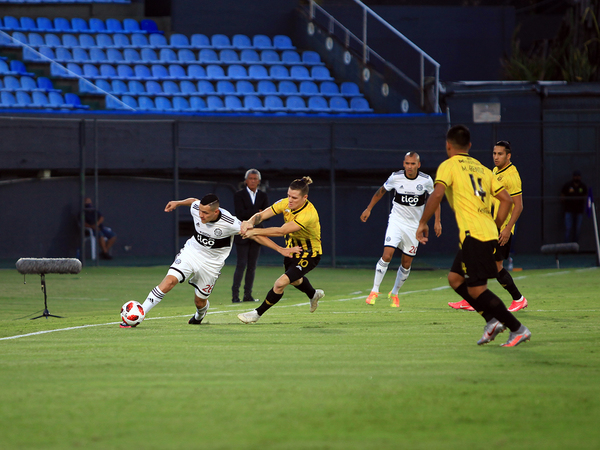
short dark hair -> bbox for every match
[446,125,471,149]
[289,176,313,196]
[200,193,219,209]
[495,140,511,153]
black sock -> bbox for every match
[497,268,522,300]
[476,289,521,332]
[454,282,494,322]
[256,289,283,316]
[293,277,316,299]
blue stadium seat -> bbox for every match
[106,19,123,34]
[274,35,294,50]
[227,65,248,80]
[140,19,162,35]
[113,34,131,48]
[20,17,37,31]
[89,18,107,34]
[54,17,71,32]
[159,48,177,63]
[37,77,59,92]
[211,34,232,49]
[1,91,18,108]
[111,79,128,94]
[145,80,162,95]
[199,49,219,64]
[206,95,226,111]
[90,48,108,63]
[299,80,319,96]
[249,65,270,80]
[0,34,18,48]
[290,66,311,81]
[22,46,41,61]
[187,64,206,79]
[180,80,197,95]
[81,63,98,78]
[163,80,180,95]
[49,91,70,108]
[191,34,210,48]
[270,65,290,80]
[244,95,265,112]
[154,97,175,112]
[10,60,33,76]
[197,80,215,95]
[257,80,276,95]
[131,33,150,48]
[232,34,252,49]
[240,49,260,64]
[169,64,188,79]
[329,96,351,113]
[61,62,82,77]
[71,18,90,33]
[312,66,333,81]
[36,17,55,32]
[3,75,20,91]
[32,91,50,107]
[124,19,143,34]
[65,93,89,109]
[320,81,340,96]
[151,64,170,79]
[62,34,79,47]
[350,97,373,112]
[263,95,285,112]
[219,49,239,63]
[189,96,207,111]
[206,65,226,80]
[281,50,301,65]
[117,64,135,79]
[56,47,74,62]
[12,32,29,45]
[99,64,117,79]
[278,80,297,95]
[0,60,11,74]
[235,80,255,95]
[3,16,23,31]
[78,34,96,48]
[20,76,38,91]
[44,33,61,47]
[216,80,235,94]
[96,34,114,48]
[141,48,159,62]
[149,33,168,47]
[124,49,141,62]
[137,96,156,111]
[170,34,191,48]
[73,47,90,62]
[177,49,196,63]
[341,82,361,97]
[128,80,145,94]
[308,96,330,112]
[253,35,272,49]
[302,51,322,66]
[107,48,124,62]
[172,96,191,112]
[28,32,45,47]
[286,95,308,112]
[261,50,282,65]
[121,95,138,109]
[224,95,246,112]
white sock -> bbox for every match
[391,266,411,295]
[142,286,166,315]
[372,258,390,292]
[195,300,209,321]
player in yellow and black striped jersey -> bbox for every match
[237,176,325,324]
[417,125,531,347]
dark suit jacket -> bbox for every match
[234,187,269,245]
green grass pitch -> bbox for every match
[1,264,599,449]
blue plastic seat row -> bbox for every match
[0,59,35,76]
[0,16,159,34]
[0,74,59,92]
[51,62,334,82]
[0,90,88,109]
[81,79,363,99]
[107,94,371,113]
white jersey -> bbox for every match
[182,203,241,269]
[383,170,434,227]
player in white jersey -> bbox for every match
[120,193,293,328]
[360,152,442,308]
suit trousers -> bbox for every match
[232,240,261,298]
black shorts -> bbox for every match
[450,236,502,287]
[283,255,321,283]
[498,233,512,260]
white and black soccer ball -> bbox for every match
[121,301,145,326]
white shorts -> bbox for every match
[383,217,419,257]
[168,247,222,299]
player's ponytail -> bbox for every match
[289,176,313,196]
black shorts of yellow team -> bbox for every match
[450,235,502,287]
[283,254,321,283]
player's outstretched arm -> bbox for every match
[243,221,301,239]
[241,208,276,234]
[360,186,386,222]
[250,235,302,257]
[164,198,198,212]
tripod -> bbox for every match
[31,274,63,320]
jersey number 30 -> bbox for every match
[469,174,487,202]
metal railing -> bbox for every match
[308,0,440,112]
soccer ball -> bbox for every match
[121,301,145,326]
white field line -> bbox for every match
[2,268,597,341]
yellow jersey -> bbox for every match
[435,153,505,243]
[271,198,322,257]
[491,163,522,234]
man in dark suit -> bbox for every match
[232,169,269,303]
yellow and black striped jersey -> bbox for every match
[435,153,505,243]
[271,198,322,257]
[492,163,522,234]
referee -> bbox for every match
[417,125,531,347]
